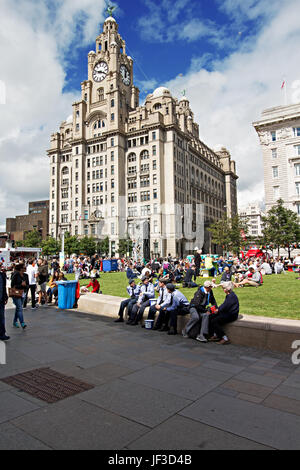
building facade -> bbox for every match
[239,202,265,238]
[48,16,238,257]
[6,200,49,242]
[253,103,300,216]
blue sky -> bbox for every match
[63,0,272,99]
[0,0,300,229]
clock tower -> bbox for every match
[81,16,139,134]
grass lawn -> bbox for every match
[66,271,300,320]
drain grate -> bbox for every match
[1,368,94,403]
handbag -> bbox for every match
[8,287,24,298]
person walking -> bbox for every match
[11,264,27,330]
[24,258,38,310]
[0,262,9,341]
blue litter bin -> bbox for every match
[57,281,78,310]
[102,259,118,272]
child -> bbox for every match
[81,278,101,294]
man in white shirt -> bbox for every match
[294,255,300,266]
[24,259,38,309]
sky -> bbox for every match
[0,0,300,231]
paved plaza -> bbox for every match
[0,305,300,450]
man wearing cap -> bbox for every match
[128,276,155,325]
[115,279,141,323]
[182,281,217,342]
[146,278,170,330]
[0,262,9,341]
[164,284,190,335]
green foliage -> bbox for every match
[118,236,133,257]
[79,236,97,256]
[15,241,23,248]
[209,215,249,254]
[97,236,110,256]
[23,230,42,248]
[63,232,80,256]
[41,237,61,256]
[262,199,300,251]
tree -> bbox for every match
[23,230,42,248]
[118,236,133,257]
[97,236,110,256]
[15,241,23,248]
[262,199,300,256]
[79,236,97,256]
[63,232,80,256]
[41,237,61,256]
[209,215,249,255]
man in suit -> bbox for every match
[183,265,198,288]
[0,262,9,341]
[164,284,190,335]
[146,278,170,330]
[208,281,239,345]
[115,279,141,323]
[129,276,155,325]
[182,281,217,342]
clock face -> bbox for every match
[93,61,108,82]
[120,65,131,86]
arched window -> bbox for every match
[128,153,136,163]
[154,103,162,110]
[140,150,149,161]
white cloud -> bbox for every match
[0,0,106,231]
[165,0,300,209]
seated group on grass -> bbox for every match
[114,276,239,345]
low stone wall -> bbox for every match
[77,293,300,354]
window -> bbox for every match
[111,165,114,175]
[154,220,159,233]
[294,145,300,156]
[84,210,89,220]
[111,138,115,147]
[52,167,55,176]
[111,99,115,107]
[111,193,115,203]
[84,226,89,235]
[272,149,277,159]
[293,128,300,137]
[272,166,278,178]
[296,182,300,196]
[152,146,157,156]
[140,176,150,188]
[153,160,157,170]
[128,153,136,163]
[111,113,115,122]
[111,151,114,161]
[76,124,80,132]
[61,214,68,223]
[141,205,151,216]
[141,191,150,202]
[153,175,157,185]
[128,166,137,175]
[152,132,156,140]
[61,202,68,211]
[140,150,149,161]
[153,203,158,214]
[295,164,300,176]
[76,111,79,118]
[297,203,300,216]
[128,193,137,203]
[153,189,158,199]
[111,207,115,217]
[111,223,115,235]
[111,179,115,189]
[76,147,79,155]
[141,164,149,172]
[271,131,276,142]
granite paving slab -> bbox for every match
[0,422,51,450]
[179,391,300,449]
[0,391,42,424]
[122,365,220,401]
[80,378,192,428]
[12,397,148,450]
[127,415,273,450]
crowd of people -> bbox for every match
[0,249,299,344]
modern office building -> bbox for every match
[253,103,300,216]
[48,15,238,257]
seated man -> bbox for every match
[220,266,232,283]
[115,279,141,323]
[208,281,239,345]
[128,276,155,325]
[234,267,262,287]
[164,284,190,335]
[147,278,170,331]
[182,266,198,288]
[182,281,218,342]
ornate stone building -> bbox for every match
[253,103,300,216]
[48,16,238,257]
